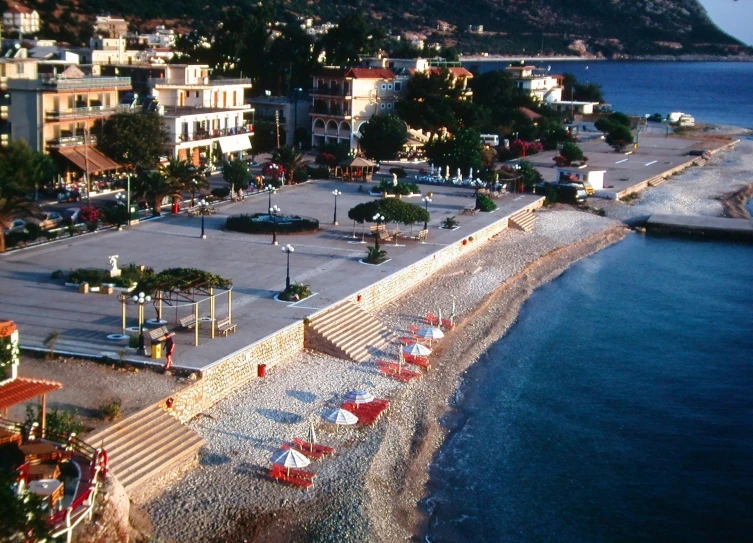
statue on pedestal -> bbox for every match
[109,255,122,278]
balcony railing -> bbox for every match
[309,87,350,97]
[149,77,253,88]
[44,104,131,120]
[40,75,132,90]
[310,106,351,118]
[47,134,99,148]
[175,125,254,143]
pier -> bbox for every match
[646,214,753,241]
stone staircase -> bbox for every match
[647,175,667,187]
[509,209,537,232]
[85,405,205,494]
[305,301,395,363]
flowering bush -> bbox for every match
[315,152,337,167]
[0,336,19,381]
[78,206,102,223]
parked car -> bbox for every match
[57,189,82,203]
[31,211,64,230]
[4,218,29,233]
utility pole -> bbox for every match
[275,110,281,149]
[84,127,91,206]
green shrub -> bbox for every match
[389,167,407,178]
[365,246,388,264]
[225,213,319,234]
[25,405,84,436]
[441,216,459,229]
[25,222,42,241]
[476,194,497,212]
[307,165,330,179]
[86,220,98,232]
[66,263,151,288]
[279,283,311,301]
[211,187,231,199]
[4,231,29,248]
[293,168,309,183]
[375,179,420,195]
[43,230,59,240]
[98,398,123,421]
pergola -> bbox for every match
[335,156,376,181]
[120,279,233,346]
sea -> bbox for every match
[465,60,753,129]
[426,62,753,542]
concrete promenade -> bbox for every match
[0,179,541,370]
[646,214,753,240]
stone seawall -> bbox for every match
[165,198,545,423]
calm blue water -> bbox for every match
[426,235,753,542]
[465,61,753,128]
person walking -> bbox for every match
[164,334,175,371]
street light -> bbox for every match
[422,195,432,230]
[115,193,127,229]
[199,199,208,239]
[132,291,152,356]
[265,185,276,210]
[282,244,294,290]
[373,213,384,250]
[332,189,342,225]
[270,205,280,245]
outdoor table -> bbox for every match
[28,479,64,509]
[19,442,61,463]
[0,428,22,446]
[28,462,61,481]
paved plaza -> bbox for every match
[0,179,540,370]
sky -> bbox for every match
[697,0,753,45]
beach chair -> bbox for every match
[426,312,439,325]
[292,438,336,456]
[408,324,420,335]
[441,318,454,330]
[403,353,430,370]
[282,442,324,460]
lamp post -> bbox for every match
[292,87,302,149]
[266,185,276,210]
[332,189,342,225]
[373,213,384,250]
[422,195,432,230]
[270,205,280,245]
[282,244,294,290]
[115,193,126,229]
[133,291,152,356]
[199,199,208,239]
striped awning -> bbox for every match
[0,377,63,411]
[57,145,121,173]
[218,134,252,153]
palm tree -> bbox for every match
[161,159,209,207]
[131,171,179,217]
[272,145,308,184]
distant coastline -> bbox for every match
[460,54,753,64]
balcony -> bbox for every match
[309,86,350,97]
[309,106,352,119]
[175,125,254,143]
[149,77,253,89]
[47,134,99,148]
[40,76,132,91]
[44,104,131,121]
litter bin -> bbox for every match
[257,364,267,378]
[151,342,163,359]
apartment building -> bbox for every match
[148,64,254,167]
[3,4,40,35]
[505,64,564,103]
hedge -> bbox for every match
[225,213,320,234]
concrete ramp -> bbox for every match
[305,301,394,363]
[646,214,753,241]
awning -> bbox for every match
[57,145,121,173]
[0,377,63,411]
[218,134,252,154]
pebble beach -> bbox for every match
[143,130,751,543]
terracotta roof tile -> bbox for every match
[345,67,395,80]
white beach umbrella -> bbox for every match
[307,422,317,446]
[403,343,432,357]
[272,447,310,475]
[344,389,375,404]
[322,408,358,431]
[416,327,444,340]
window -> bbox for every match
[387,84,393,90]
[381,84,387,90]
[380,103,386,109]
[394,81,402,91]
[195,91,200,98]
[386,103,392,109]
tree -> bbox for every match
[271,146,308,183]
[605,124,634,152]
[359,114,408,161]
[97,112,169,171]
[161,159,208,206]
[221,159,251,194]
[131,171,178,216]
[562,73,604,103]
[0,468,50,541]
[559,142,586,165]
[0,141,46,252]
[425,127,484,174]
[347,199,429,226]
[320,14,385,66]
[519,161,543,191]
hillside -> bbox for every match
[21,0,751,57]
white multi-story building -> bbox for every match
[94,15,128,38]
[148,65,254,167]
[505,64,564,104]
[3,4,40,35]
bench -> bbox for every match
[217,317,236,336]
[369,224,386,233]
[378,230,393,242]
[148,326,170,344]
[411,229,428,242]
[179,315,197,329]
[461,206,479,216]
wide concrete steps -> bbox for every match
[305,301,394,363]
[85,405,205,494]
[648,175,667,187]
[509,209,537,232]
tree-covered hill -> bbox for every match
[22,0,749,57]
